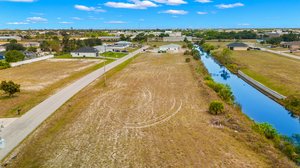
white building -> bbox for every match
[71,47,99,57]
[94,45,113,53]
[159,44,181,52]
[22,42,40,48]
[0,36,22,41]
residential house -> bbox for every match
[159,44,181,52]
[227,42,249,51]
[281,41,300,51]
[71,47,99,57]
[0,36,22,41]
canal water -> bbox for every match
[197,47,300,136]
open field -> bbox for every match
[0,58,107,117]
[232,51,300,96]
[3,52,295,167]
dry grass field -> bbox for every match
[3,52,295,167]
[231,50,300,96]
[0,59,104,117]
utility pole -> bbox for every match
[104,45,107,86]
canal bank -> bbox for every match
[197,47,300,137]
[237,70,286,100]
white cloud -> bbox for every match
[59,21,73,24]
[72,17,82,20]
[6,22,29,25]
[216,3,244,9]
[74,5,106,12]
[105,0,158,9]
[26,17,47,23]
[195,0,212,3]
[161,9,188,15]
[153,0,187,5]
[105,21,127,24]
[197,11,208,15]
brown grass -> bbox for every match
[0,59,105,117]
[2,52,296,167]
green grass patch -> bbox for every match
[101,52,127,58]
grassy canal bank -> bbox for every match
[203,41,300,116]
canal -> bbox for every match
[197,47,300,136]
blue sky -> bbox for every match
[1,0,300,29]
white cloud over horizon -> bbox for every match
[196,0,212,3]
[105,0,158,9]
[216,3,244,9]
[153,0,187,5]
[161,9,188,15]
[74,5,106,12]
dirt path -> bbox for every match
[3,52,295,167]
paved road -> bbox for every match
[10,55,54,67]
[245,43,300,60]
[0,46,148,161]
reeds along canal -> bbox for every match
[196,47,300,137]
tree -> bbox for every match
[6,42,25,51]
[0,80,20,97]
[27,47,37,52]
[221,48,233,65]
[40,40,50,51]
[5,50,25,62]
[266,37,282,46]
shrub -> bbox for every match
[285,95,300,115]
[0,60,10,69]
[184,50,191,55]
[185,58,190,63]
[0,80,20,97]
[206,79,235,103]
[5,50,25,63]
[209,101,224,115]
[252,123,278,140]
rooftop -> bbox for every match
[227,42,248,47]
[72,47,98,53]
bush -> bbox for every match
[0,80,20,97]
[253,123,279,140]
[185,58,190,63]
[209,101,224,115]
[0,60,10,69]
[5,50,25,63]
[206,80,235,103]
[285,95,300,115]
[184,50,191,55]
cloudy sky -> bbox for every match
[1,0,300,29]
